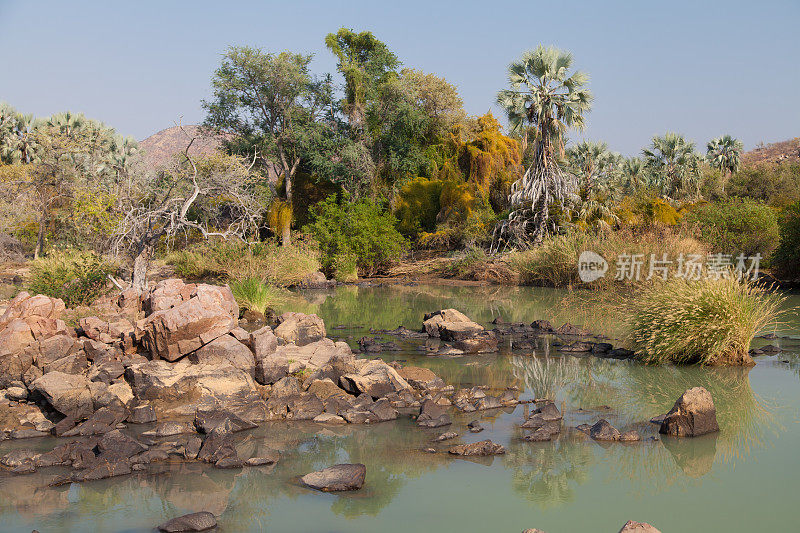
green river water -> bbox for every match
[1,284,799,532]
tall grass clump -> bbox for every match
[28,249,117,307]
[509,229,707,289]
[166,239,320,287]
[627,276,783,366]
[229,277,288,316]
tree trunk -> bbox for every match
[132,243,153,293]
[282,223,291,247]
[34,212,46,260]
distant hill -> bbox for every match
[139,125,226,171]
[742,137,800,167]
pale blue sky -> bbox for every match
[1,0,798,154]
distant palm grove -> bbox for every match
[1,28,799,298]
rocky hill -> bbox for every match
[139,125,226,171]
[742,137,800,167]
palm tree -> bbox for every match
[706,134,743,193]
[642,133,701,199]
[492,45,592,250]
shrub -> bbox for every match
[166,239,320,287]
[229,277,288,316]
[395,177,443,237]
[627,277,783,365]
[681,198,779,257]
[28,249,116,307]
[509,229,707,288]
[772,201,800,279]
[304,196,406,276]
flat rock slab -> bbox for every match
[619,520,662,533]
[300,463,366,492]
[158,511,217,532]
[448,440,505,456]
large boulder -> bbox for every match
[31,372,94,419]
[255,338,352,385]
[300,463,366,492]
[138,284,238,361]
[274,312,326,346]
[423,309,484,340]
[0,292,66,327]
[250,326,278,359]
[188,334,255,376]
[125,360,266,420]
[659,387,719,437]
[339,359,412,398]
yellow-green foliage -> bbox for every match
[616,195,681,227]
[166,239,320,287]
[509,229,707,288]
[267,199,293,236]
[28,249,117,307]
[395,177,443,236]
[628,276,783,365]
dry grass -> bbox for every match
[627,276,784,365]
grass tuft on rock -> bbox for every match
[229,277,288,316]
[627,276,783,365]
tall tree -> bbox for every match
[643,133,701,199]
[203,47,323,203]
[324,28,399,130]
[706,134,743,192]
[493,46,592,249]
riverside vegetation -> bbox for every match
[0,26,798,533]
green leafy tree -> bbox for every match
[203,47,325,203]
[706,134,743,193]
[643,132,701,199]
[494,45,592,249]
[772,200,800,278]
[324,28,400,131]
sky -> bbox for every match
[1,0,798,155]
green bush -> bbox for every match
[726,161,800,208]
[304,196,406,276]
[772,201,800,279]
[166,239,320,287]
[628,276,782,365]
[681,199,779,257]
[28,249,116,307]
[229,277,288,316]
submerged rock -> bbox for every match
[300,463,366,492]
[448,440,505,456]
[659,387,719,437]
[417,399,452,428]
[618,520,661,533]
[158,512,217,532]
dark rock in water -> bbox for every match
[523,428,553,442]
[1,449,39,468]
[618,520,661,532]
[748,348,764,356]
[214,455,244,469]
[530,319,554,332]
[358,336,400,353]
[286,394,326,421]
[142,421,194,438]
[367,398,398,421]
[454,332,498,354]
[759,344,781,354]
[438,322,485,342]
[74,451,132,482]
[759,333,778,339]
[521,414,561,436]
[197,425,238,464]
[592,342,613,354]
[532,401,562,421]
[649,414,666,425]
[659,387,719,437]
[448,440,505,456]
[158,511,217,532]
[300,463,366,492]
[555,322,590,336]
[128,404,156,424]
[575,423,592,433]
[620,430,641,442]
[417,399,452,428]
[98,429,148,457]
[605,348,635,360]
[560,341,594,353]
[589,419,620,441]
[474,395,503,411]
[467,420,484,433]
[435,431,458,442]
